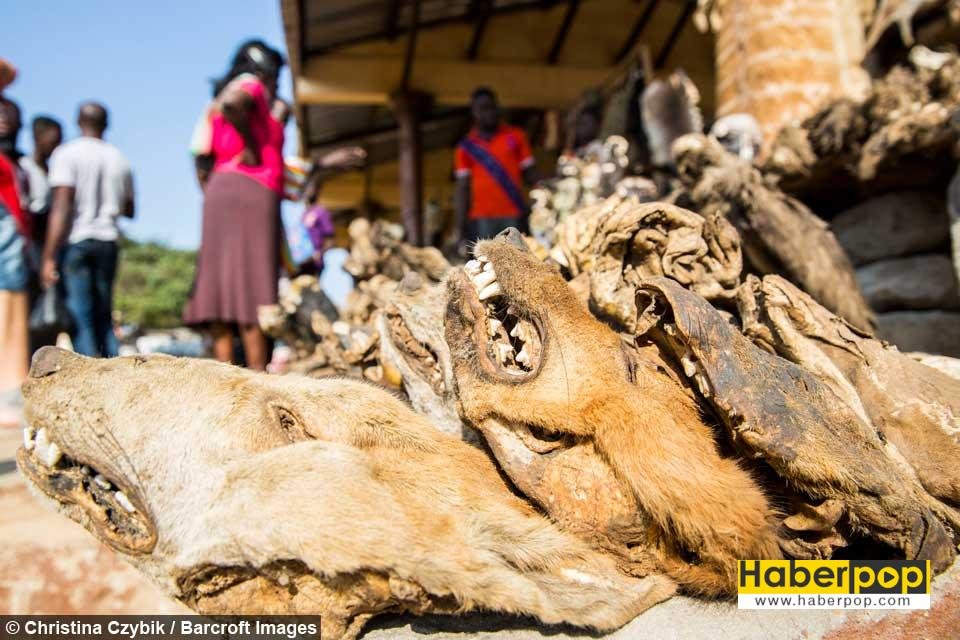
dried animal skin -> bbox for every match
[673,133,874,332]
[737,274,960,509]
[19,348,674,640]
[635,277,957,571]
[445,235,781,597]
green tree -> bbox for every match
[114,238,197,329]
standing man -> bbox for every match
[454,87,537,253]
[20,116,62,246]
[42,102,134,357]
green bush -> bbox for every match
[114,238,197,329]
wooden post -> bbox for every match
[391,91,432,247]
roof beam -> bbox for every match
[400,0,421,89]
[304,0,563,57]
[466,0,493,60]
[297,55,617,109]
[614,0,660,64]
[654,0,695,69]
[547,0,580,65]
[385,0,401,39]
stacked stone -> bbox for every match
[832,191,960,356]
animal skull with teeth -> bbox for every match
[445,229,783,597]
[17,346,673,639]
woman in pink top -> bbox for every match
[183,40,287,370]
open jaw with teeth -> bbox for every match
[17,426,155,554]
[463,254,544,377]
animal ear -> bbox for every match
[269,402,310,443]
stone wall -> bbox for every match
[832,190,960,356]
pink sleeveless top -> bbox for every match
[206,76,285,194]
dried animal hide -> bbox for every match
[375,273,477,443]
[19,348,674,640]
[528,136,645,245]
[634,277,957,571]
[765,53,960,192]
[586,201,742,332]
[737,274,960,509]
[343,218,450,283]
[642,69,704,167]
[673,134,875,331]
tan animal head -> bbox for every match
[375,272,477,442]
[18,347,673,639]
[444,230,781,596]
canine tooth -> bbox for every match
[23,427,35,450]
[44,442,63,467]
[478,282,502,301]
[80,465,92,476]
[495,342,514,363]
[114,491,136,513]
[482,261,495,273]
[35,428,50,457]
[516,346,531,366]
[488,319,502,336]
[94,474,112,490]
[472,270,497,290]
[464,259,482,275]
[681,353,697,378]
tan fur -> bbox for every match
[445,239,782,596]
[19,349,674,640]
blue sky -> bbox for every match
[5,1,296,251]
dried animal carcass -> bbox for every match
[673,133,875,331]
[528,135,648,244]
[18,347,673,640]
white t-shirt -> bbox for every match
[48,137,134,244]
[19,155,51,215]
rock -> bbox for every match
[876,311,960,357]
[856,254,960,311]
[832,191,949,265]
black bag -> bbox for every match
[29,286,74,336]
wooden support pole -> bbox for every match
[391,91,432,246]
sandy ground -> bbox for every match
[1,426,957,638]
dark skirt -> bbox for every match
[183,171,280,327]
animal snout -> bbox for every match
[29,346,80,379]
[495,227,529,252]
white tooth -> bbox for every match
[472,270,497,289]
[35,428,50,458]
[114,491,136,513]
[80,465,92,476]
[681,353,697,378]
[23,427,36,450]
[44,442,63,467]
[483,261,495,273]
[94,474,112,490]
[516,346,531,366]
[464,259,482,275]
[476,254,489,263]
[478,282,502,300]
[488,319,502,337]
[496,342,514,363]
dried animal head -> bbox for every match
[18,347,673,639]
[444,230,781,597]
